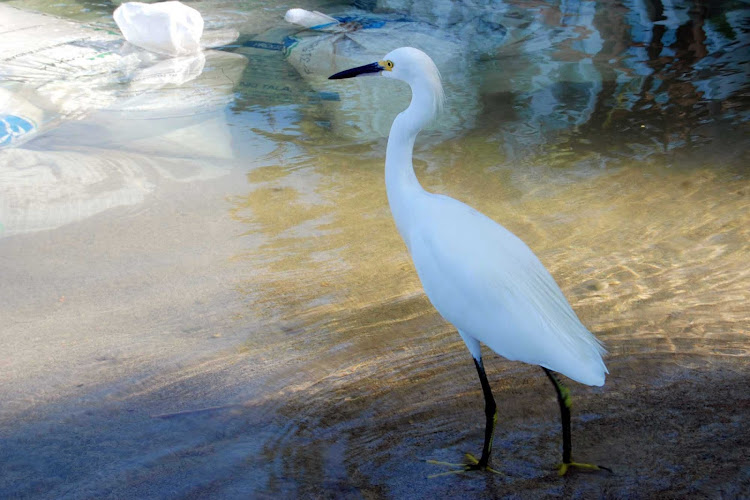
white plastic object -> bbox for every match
[114,1,204,56]
[284,8,340,30]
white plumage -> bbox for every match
[375,47,607,386]
[329,46,609,474]
[407,193,606,385]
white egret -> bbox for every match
[329,47,609,476]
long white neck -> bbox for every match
[385,82,436,248]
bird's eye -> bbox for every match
[380,60,394,71]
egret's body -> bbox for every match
[405,196,606,385]
[330,47,608,475]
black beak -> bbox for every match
[328,61,383,79]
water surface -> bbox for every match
[1,0,749,497]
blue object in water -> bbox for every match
[0,114,36,147]
[241,40,285,51]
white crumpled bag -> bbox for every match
[114,1,204,56]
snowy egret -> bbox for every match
[329,47,609,476]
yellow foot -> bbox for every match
[558,461,613,476]
[425,453,503,478]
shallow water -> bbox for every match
[1,0,749,498]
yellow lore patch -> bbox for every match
[379,60,394,71]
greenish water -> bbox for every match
[1,0,748,498]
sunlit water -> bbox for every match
[1,0,748,497]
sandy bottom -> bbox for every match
[2,147,749,498]
[2,332,748,498]
[2,94,749,500]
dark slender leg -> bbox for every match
[542,367,572,463]
[473,357,498,468]
[424,357,501,476]
[542,367,612,475]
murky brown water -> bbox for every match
[1,0,749,498]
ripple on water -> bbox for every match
[1,0,748,497]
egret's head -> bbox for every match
[329,47,444,116]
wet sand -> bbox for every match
[2,140,749,499]
[0,161,253,421]
[2,295,748,498]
